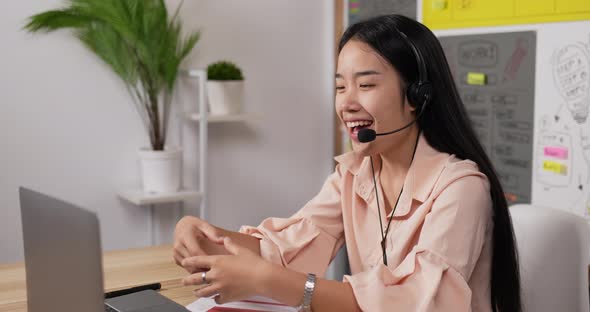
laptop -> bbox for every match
[19,187,190,312]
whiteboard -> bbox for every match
[532,21,590,220]
[434,20,590,221]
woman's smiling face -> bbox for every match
[335,39,416,156]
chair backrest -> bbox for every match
[510,204,590,312]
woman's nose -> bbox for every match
[338,89,362,112]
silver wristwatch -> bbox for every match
[297,273,316,312]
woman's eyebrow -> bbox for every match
[335,70,382,79]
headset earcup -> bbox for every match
[406,81,433,112]
[406,82,420,108]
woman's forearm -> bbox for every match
[260,264,361,312]
[226,230,261,256]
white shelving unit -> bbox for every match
[118,68,255,245]
[118,189,202,206]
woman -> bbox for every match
[174,14,521,312]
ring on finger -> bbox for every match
[201,271,208,284]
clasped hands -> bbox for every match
[173,216,271,304]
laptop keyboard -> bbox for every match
[105,304,118,312]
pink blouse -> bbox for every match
[240,134,493,311]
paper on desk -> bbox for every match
[186,295,297,312]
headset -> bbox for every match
[398,28,433,113]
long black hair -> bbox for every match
[338,14,521,312]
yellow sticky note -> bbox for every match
[543,160,567,175]
[432,0,448,10]
[467,72,487,86]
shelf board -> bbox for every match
[183,113,258,123]
[118,189,202,205]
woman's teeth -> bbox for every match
[346,120,373,128]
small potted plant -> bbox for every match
[24,0,200,194]
[206,60,245,115]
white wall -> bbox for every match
[0,0,335,263]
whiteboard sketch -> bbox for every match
[553,43,590,124]
[534,29,590,219]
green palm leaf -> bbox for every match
[24,0,199,151]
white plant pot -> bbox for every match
[207,80,244,115]
[138,146,182,193]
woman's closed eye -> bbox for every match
[335,84,375,92]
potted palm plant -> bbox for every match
[206,60,244,115]
[25,0,199,193]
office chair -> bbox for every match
[509,204,590,312]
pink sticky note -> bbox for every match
[544,146,568,159]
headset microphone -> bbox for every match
[357,101,426,143]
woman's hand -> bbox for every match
[181,237,272,304]
[173,216,229,268]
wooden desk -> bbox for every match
[0,245,198,312]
